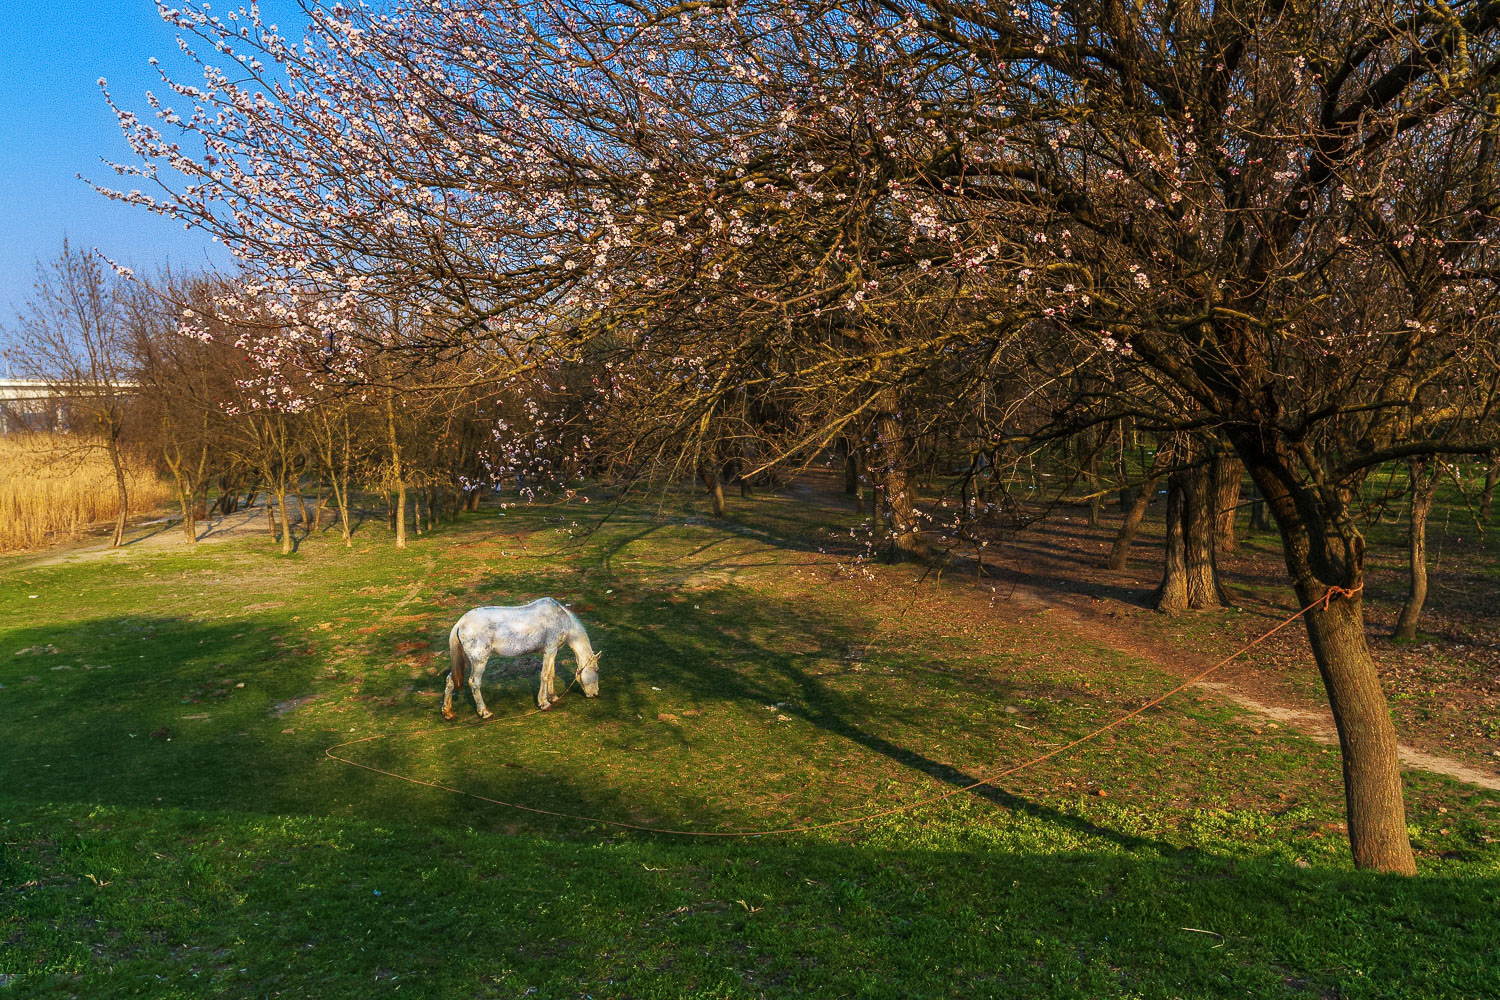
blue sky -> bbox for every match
[0,1,307,314]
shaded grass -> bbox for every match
[2,494,1498,998]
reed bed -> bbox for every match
[0,434,171,552]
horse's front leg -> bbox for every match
[538,645,559,709]
[467,650,494,720]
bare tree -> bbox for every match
[3,243,138,547]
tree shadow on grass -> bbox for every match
[2,591,1164,860]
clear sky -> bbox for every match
[0,1,308,315]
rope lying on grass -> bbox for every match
[324,585,1361,837]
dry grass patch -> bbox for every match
[0,433,170,551]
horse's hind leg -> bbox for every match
[442,673,457,721]
[538,644,559,709]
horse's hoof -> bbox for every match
[478,710,494,721]
[538,701,552,711]
[441,709,456,722]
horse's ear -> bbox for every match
[594,650,603,662]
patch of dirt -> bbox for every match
[1194,682,1500,791]
[270,695,321,717]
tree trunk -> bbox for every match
[1235,435,1417,875]
[871,409,928,561]
[1303,590,1417,874]
[265,491,278,541]
[178,481,197,542]
[331,474,353,546]
[104,426,128,549]
[1392,458,1439,642]
[1154,464,1228,611]
[843,438,861,496]
[1086,440,1103,526]
[1115,422,1132,513]
[386,392,406,549]
[295,486,311,538]
[276,486,293,555]
[1106,475,1159,570]
[1213,454,1241,554]
[312,479,325,533]
[702,466,727,518]
[1480,454,1499,520]
[1248,484,1270,531]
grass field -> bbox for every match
[2,489,1497,998]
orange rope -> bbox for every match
[325,585,1362,837]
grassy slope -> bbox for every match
[1,492,1497,999]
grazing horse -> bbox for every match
[442,597,601,719]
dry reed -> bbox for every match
[0,434,171,552]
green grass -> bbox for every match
[1,493,1497,998]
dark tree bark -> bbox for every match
[1392,458,1440,642]
[1234,433,1417,875]
[871,408,928,561]
[1105,474,1159,570]
[1213,454,1241,554]
[840,436,863,508]
[1154,462,1229,611]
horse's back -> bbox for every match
[456,598,572,655]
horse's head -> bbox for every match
[580,650,601,697]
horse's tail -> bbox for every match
[449,624,468,690]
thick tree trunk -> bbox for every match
[1213,454,1241,554]
[1234,435,1417,874]
[1303,591,1417,873]
[871,411,927,561]
[1106,475,1159,570]
[1392,458,1439,642]
[1155,479,1190,610]
[1154,464,1228,611]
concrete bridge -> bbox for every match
[0,378,138,434]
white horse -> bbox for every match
[442,597,602,719]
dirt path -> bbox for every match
[1020,587,1500,792]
